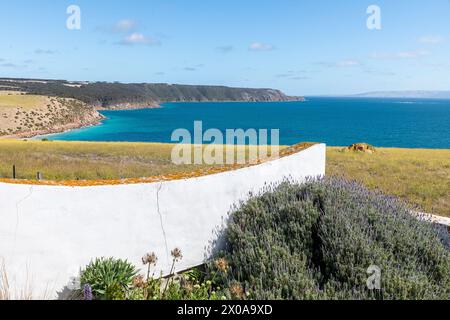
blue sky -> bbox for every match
[1,0,449,95]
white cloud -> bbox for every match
[418,35,445,44]
[397,50,429,58]
[1,63,20,69]
[337,60,361,67]
[119,33,160,46]
[275,70,310,80]
[364,69,396,76]
[98,19,138,33]
[249,42,275,51]
[290,76,310,80]
[216,45,233,53]
[315,60,361,68]
[370,50,430,60]
[183,64,205,72]
[276,73,292,78]
[115,19,137,32]
[34,49,57,55]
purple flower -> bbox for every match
[83,284,93,301]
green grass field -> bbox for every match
[0,140,448,217]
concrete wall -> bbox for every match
[0,144,326,299]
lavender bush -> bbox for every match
[209,177,450,300]
[83,284,92,301]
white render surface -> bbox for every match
[0,144,326,298]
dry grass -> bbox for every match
[0,92,47,109]
[0,260,35,300]
[0,139,285,181]
[327,147,450,217]
[0,261,9,300]
[0,139,447,217]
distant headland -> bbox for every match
[0,78,304,110]
[354,91,450,99]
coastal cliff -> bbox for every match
[0,78,304,109]
[0,91,103,138]
[0,78,303,138]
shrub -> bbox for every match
[79,257,137,300]
[209,177,450,300]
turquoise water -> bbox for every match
[46,97,450,149]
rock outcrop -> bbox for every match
[345,143,377,154]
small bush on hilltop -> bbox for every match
[208,177,450,300]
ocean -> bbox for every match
[45,97,450,149]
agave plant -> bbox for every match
[80,257,138,299]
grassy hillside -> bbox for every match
[0,91,102,137]
[327,147,450,217]
[0,140,448,217]
[0,140,282,181]
[0,91,46,108]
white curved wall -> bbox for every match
[0,144,326,299]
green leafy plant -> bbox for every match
[105,282,126,300]
[163,276,223,300]
[79,257,138,300]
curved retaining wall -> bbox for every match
[0,144,326,298]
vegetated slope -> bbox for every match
[0,91,102,137]
[0,78,303,108]
[208,178,450,300]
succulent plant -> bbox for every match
[79,257,137,300]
